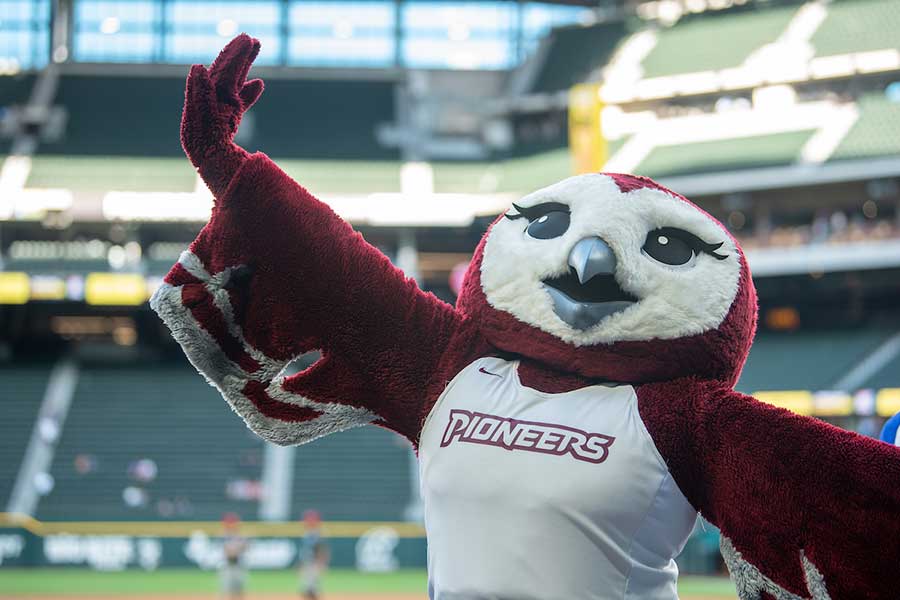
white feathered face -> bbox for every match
[479,173,742,346]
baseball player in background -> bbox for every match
[220,513,248,600]
[298,510,330,600]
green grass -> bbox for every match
[0,568,426,595]
[0,568,737,597]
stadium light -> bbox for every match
[217,19,238,38]
[100,17,120,35]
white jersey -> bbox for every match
[418,357,697,600]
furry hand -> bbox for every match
[181,34,264,194]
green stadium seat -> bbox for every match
[530,22,628,94]
[39,364,266,521]
[859,351,900,390]
[292,426,412,521]
[0,74,36,154]
[34,75,398,160]
[635,130,814,178]
[27,156,196,193]
[0,364,48,508]
[811,0,900,57]
[276,159,402,194]
[640,6,798,78]
[829,91,900,162]
[433,148,571,195]
[737,329,894,393]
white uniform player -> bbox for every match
[419,357,698,600]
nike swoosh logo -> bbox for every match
[478,367,502,378]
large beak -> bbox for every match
[568,237,617,282]
[542,236,637,330]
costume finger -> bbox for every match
[239,79,264,110]
[183,64,220,147]
[209,34,260,99]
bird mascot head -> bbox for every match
[457,172,757,386]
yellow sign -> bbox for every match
[876,388,900,417]
[755,390,814,415]
[0,272,30,304]
[0,512,427,539]
[30,276,67,301]
[568,83,607,174]
[84,273,147,306]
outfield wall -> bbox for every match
[0,514,722,574]
[0,515,427,571]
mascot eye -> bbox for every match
[526,211,570,240]
[642,228,728,267]
[505,202,572,240]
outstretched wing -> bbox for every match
[152,152,468,446]
[637,378,900,599]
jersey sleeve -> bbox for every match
[637,378,900,600]
[880,411,900,445]
[151,152,465,445]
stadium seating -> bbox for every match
[829,90,900,162]
[39,364,267,521]
[34,75,398,160]
[860,352,900,390]
[640,5,798,78]
[0,364,48,508]
[277,159,402,194]
[635,129,813,179]
[737,328,894,393]
[36,362,416,522]
[529,22,628,93]
[292,425,412,521]
[252,79,398,160]
[0,74,35,107]
[0,73,36,153]
[811,0,900,57]
[38,75,185,157]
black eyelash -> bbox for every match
[657,227,728,260]
[505,201,570,221]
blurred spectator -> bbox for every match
[74,453,97,475]
[174,495,194,517]
[33,472,54,496]
[128,458,158,483]
[226,479,263,501]
[122,486,148,509]
[38,416,60,443]
[157,498,175,518]
[736,215,899,250]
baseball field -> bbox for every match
[0,568,738,599]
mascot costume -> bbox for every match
[152,36,900,599]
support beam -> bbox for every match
[259,443,296,521]
[7,358,79,516]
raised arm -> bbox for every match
[181,34,263,197]
[152,36,470,447]
[637,378,900,599]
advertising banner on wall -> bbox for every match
[0,524,427,571]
